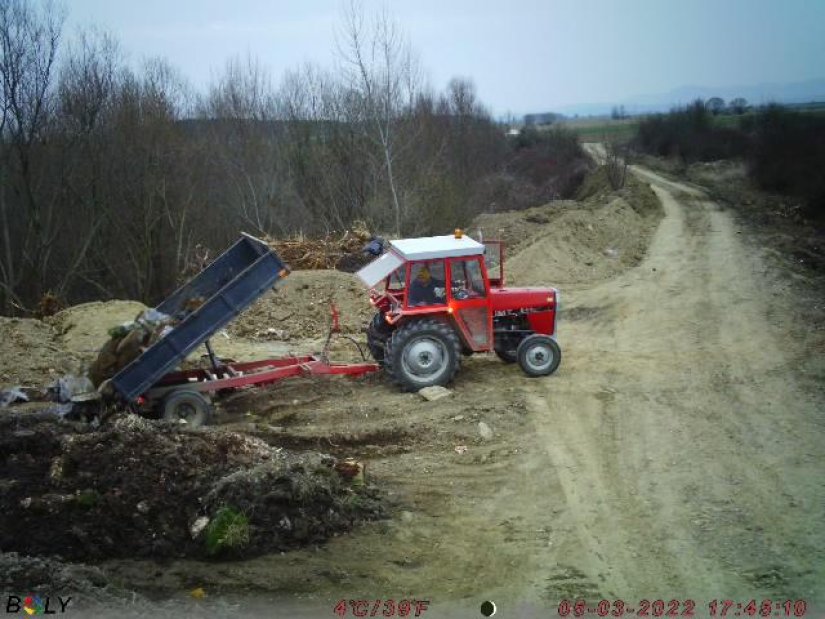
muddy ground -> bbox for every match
[2,160,824,618]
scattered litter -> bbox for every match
[454,445,468,454]
[0,387,28,407]
[52,375,96,403]
[190,588,206,600]
[418,386,453,402]
[334,458,365,486]
[478,421,494,440]
[190,516,210,539]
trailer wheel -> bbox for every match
[384,319,460,392]
[161,390,212,428]
[517,335,561,377]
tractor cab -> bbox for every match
[357,231,560,391]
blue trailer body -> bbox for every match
[111,234,286,402]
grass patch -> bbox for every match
[205,506,250,556]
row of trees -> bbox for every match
[635,99,749,162]
[0,1,587,314]
[705,97,749,115]
[634,100,825,219]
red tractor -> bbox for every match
[356,231,560,391]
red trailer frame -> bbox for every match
[140,355,380,405]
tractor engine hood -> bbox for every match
[489,287,557,311]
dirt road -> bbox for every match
[99,161,824,617]
[517,160,825,606]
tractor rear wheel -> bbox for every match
[161,390,212,428]
[516,335,561,377]
[384,319,461,392]
[366,312,392,363]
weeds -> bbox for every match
[205,506,250,556]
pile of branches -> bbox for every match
[265,222,374,271]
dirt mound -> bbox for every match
[507,197,655,286]
[47,301,148,358]
[0,318,79,388]
[230,270,373,340]
[472,200,579,254]
[473,167,662,286]
[574,163,615,201]
[0,414,384,561]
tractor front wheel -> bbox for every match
[517,335,561,377]
[384,319,461,392]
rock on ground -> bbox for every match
[418,386,453,402]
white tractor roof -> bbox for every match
[389,234,484,261]
[355,234,485,288]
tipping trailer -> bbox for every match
[109,233,379,426]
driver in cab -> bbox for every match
[409,265,444,306]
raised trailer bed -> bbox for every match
[109,233,379,425]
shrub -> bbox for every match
[747,105,825,219]
[205,506,250,556]
[635,99,749,162]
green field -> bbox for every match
[556,102,825,144]
[559,118,639,142]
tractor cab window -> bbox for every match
[386,266,406,292]
[483,241,503,286]
[450,258,487,300]
[408,260,446,307]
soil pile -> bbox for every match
[472,200,580,255]
[230,270,373,340]
[47,301,148,359]
[0,318,79,388]
[507,196,657,286]
[473,167,662,286]
[0,414,384,561]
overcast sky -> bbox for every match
[65,0,825,116]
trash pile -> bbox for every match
[265,222,380,272]
[88,309,177,387]
[0,414,385,561]
[0,375,98,417]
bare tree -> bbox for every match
[53,27,121,297]
[604,136,629,190]
[0,0,65,312]
[200,55,284,236]
[337,0,421,235]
